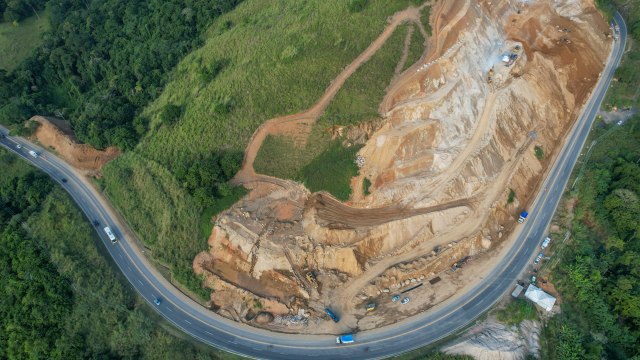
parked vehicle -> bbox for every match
[518,211,528,223]
[336,334,354,344]
[365,303,376,312]
[534,252,544,264]
[401,297,410,305]
[325,308,339,323]
[541,236,551,249]
[391,295,400,302]
[530,275,537,284]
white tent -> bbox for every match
[525,285,556,311]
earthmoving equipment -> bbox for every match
[306,271,318,287]
[325,308,339,323]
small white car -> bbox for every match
[16,144,22,149]
[541,237,551,249]
[401,297,410,305]
[534,252,544,264]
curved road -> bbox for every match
[0,13,626,360]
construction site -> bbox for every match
[191,0,612,334]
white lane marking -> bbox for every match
[205,331,213,336]
[127,266,133,272]
[184,319,192,325]
[137,279,144,286]
[166,307,173,313]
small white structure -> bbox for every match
[501,55,511,63]
[525,285,556,311]
[511,284,524,298]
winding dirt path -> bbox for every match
[379,0,471,114]
[232,6,423,185]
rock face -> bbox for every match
[193,0,610,333]
[443,318,542,360]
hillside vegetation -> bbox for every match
[0,0,242,148]
[0,149,236,359]
[254,21,424,197]
[540,1,640,358]
[103,0,427,293]
[0,9,49,71]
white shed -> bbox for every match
[525,284,556,311]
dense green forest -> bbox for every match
[540,1,640,359]
[0,0,241,149]
[0,149,235,359]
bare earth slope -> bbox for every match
[194,0,610,334]
[31,116,121,173]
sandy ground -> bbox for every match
[30,116,120,173]
[193,0,610,334]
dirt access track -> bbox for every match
[195,0,611,334]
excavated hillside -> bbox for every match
[30,116,121,173]
[193,0,610,333]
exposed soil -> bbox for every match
[30,116,120,173]
[195,0,611,334]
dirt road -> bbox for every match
[233,6,425,185]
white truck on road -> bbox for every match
[104,226,117,244]
[28,150,38,158]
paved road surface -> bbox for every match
[0,13,626,360]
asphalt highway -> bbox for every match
[0,12,626,360]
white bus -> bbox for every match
[103,226,117,244]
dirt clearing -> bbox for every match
[195,0,611,334]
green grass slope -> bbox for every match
[138,0,423,168]
[254,21,414,198]
[104,0,426,293]
[0,9,50,71]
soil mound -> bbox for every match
[31,116,120,172]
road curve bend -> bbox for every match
[0,12,626,360]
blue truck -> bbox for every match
[325,308,339,323]
[517,211,528,224]
[336,334,354,344]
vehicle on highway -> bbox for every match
[93,220,100,227]
[325,308,339,323]
[534,252,544,264]
[28,150,38,158]
[391,295,400,302]
[517,211,528,223]
[103,226,117,244]
[16,144,21,149]
[336,334,354,344]
[401,297,410,305]
[61,178,68,183]
[541,236,551,249]
[154,297,162,306]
